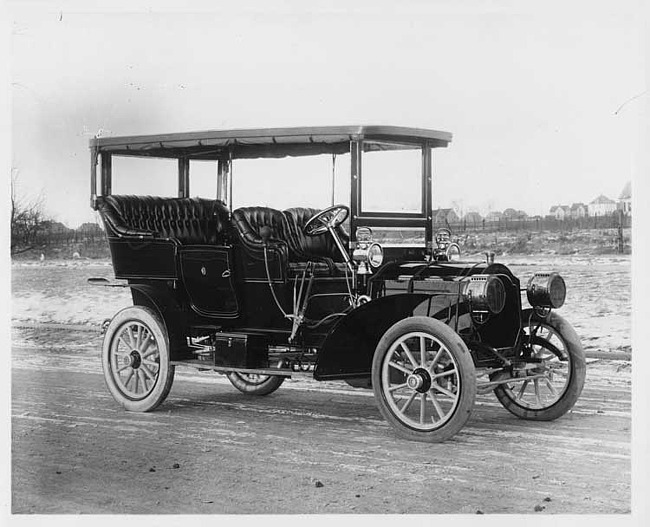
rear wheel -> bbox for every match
[372,317,476,443]
[227,372,285,396]
[492,309,585,421]
[102,306,175,412]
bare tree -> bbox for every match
[11,169,48,254]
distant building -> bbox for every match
[485,211,503,222]
[570,202,587,219]
[588,195,616,216]
[42,221,71,234]
[462,211,483,226]
[617,181,631,215]
[432,208,459,225]
[549,205,570,221]
[77,222,104,234]
[502,208,518,219]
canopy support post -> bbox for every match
[178,157,190,198]
[331,154,336,206]
[100,152,112,197]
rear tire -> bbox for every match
[372,317,476,443]
[227,372,285,396]
[102,306,175,412]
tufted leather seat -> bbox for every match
[97,195,232,245]
[231,206,290,247]
[283,207,349,263]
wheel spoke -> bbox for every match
[140,363,156,382]
[517,380,529,400]
[432,368,457,380]
[400,391,418,413]
[141,359,159,370]
[138,331,151,354]
[125,327,136,349]
[427,347,444,374]
[431,381,456,400]
[141,343,158,359]
[122,368,134,389]
[399,342,419,368]
[389,383,408,393]
[420,336,427,366]
[135,325,143,350]
[116,363,131,373]
[117,336,131,352]
[545,378,558,396]
[420,393,426,424]
[137,369,148,393]
[427,389,445,420]
[388,361,412,375]
[534,379,542,406]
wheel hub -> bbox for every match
[128,350,142,369]
[406,368,432,393]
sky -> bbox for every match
[7,0,646,227]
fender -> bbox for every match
[314,293,431,380]
[129,283,192,360]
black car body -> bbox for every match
[90,125,585,442]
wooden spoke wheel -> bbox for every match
[492,309,586,421]
[227,372,285,396]
[372,317,476,442]
[102,306,175,412]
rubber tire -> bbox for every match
[493,309,586,421]
[102,306,175,412]
[227,372,285,396]
[372,316,476,443]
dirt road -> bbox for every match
[12,326,630,514]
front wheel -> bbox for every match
[102,306,175,412]
[492,309,586,421]
[227,372,285,396]
[372,317,476,443]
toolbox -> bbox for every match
[213,333,268,368]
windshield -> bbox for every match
[360,143,422,214]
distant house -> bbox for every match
[432,208,459,225]
[549,205,570,221]
[617,181,631,215]
[588,194,616,216]
[42,221,71,235]
[570,202,587,219]
[485,211,503,222]
[77,222,104,238]
[462,211,483,226]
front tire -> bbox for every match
[372,317,476,443]
[227,372,285,396]
[102,306,175,412]
[492,309,586,421]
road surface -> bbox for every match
[11,326,631,514]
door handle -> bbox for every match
[222,269,231,278]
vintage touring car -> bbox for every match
[89,125,585,442]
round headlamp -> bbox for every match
[463,275,506,315]
[367,243,384,268]
[527,272,566,309]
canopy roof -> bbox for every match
[90,125,452,160]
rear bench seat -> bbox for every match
[97,195,232,245]
[97,195,232,280]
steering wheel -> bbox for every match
[303,205,350,237]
